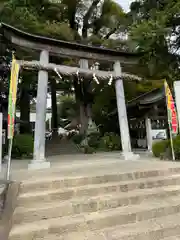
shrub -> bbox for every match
[99,132,121,151]
[152,135,180,160]
[173,135,180,160]
[88,132,101,149]
[152,140,170,158]
[12,134,34,159]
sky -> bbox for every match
[116,0,133,12]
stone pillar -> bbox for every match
[49,117,51,131]
[145,117,152,152]
[113,61,139,160]
[174,81,180,132]
[79,59,88,69]
[29,50,50,170]
[79,59,89,136]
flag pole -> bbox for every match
[164,81,176,161]
[6,54,13,180]
[6,138,13,180]
[169,123,175,161]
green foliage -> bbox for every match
[129,0,180,80]
[99,132,121,151]
[152,140,170,158]
[0,0,128,43]
[152,135,180,160]
[12,134,33,159]
[88,132,101,149]
[41,21,75,40]
[72,131,121,153]
[173,135,180,160]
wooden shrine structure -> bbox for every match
[128,87,167,150]
[109,87,167,150]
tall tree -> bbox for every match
[129,0,180,81]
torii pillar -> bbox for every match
[28,50,50,169]
[114,61,139,160]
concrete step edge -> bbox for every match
[18,175,180,200]
[17,185,180,207]
[15,188,180,215]
[161,236,180,240]
[13,162,180,181]
[27,223,180,240]
[20,173,180,194]
[21,167,180,187]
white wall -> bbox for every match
[16,112,52,123]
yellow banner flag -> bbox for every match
[8,55,20,139]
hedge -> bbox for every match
[152,139,170,158]
[152,135,180,160]
[12,134,34,159]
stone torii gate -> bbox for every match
[0,23,142,169]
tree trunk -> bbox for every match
[20,80,31,134]
[50,78,58,137]
[79,103,89,135]
[82,0,101,38]
[73,76,92,135]
[79,104,93,135]
[86,103,92,120]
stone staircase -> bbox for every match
[8,163,180,240]
[45,138,82,157]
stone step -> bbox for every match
[12,159,180,182]
[22,233,180,240]
[9,205,180,240]
[46,148,81,156]
[14,174,180,222]
[17,175,180,207]
[20,168,180,194]
[13,193,180,225]
[162,237,180,240]
[45,140,81,156]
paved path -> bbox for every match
[0,151,179,182]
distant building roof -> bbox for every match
[128,87,165,107]
[109,87,165,118]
